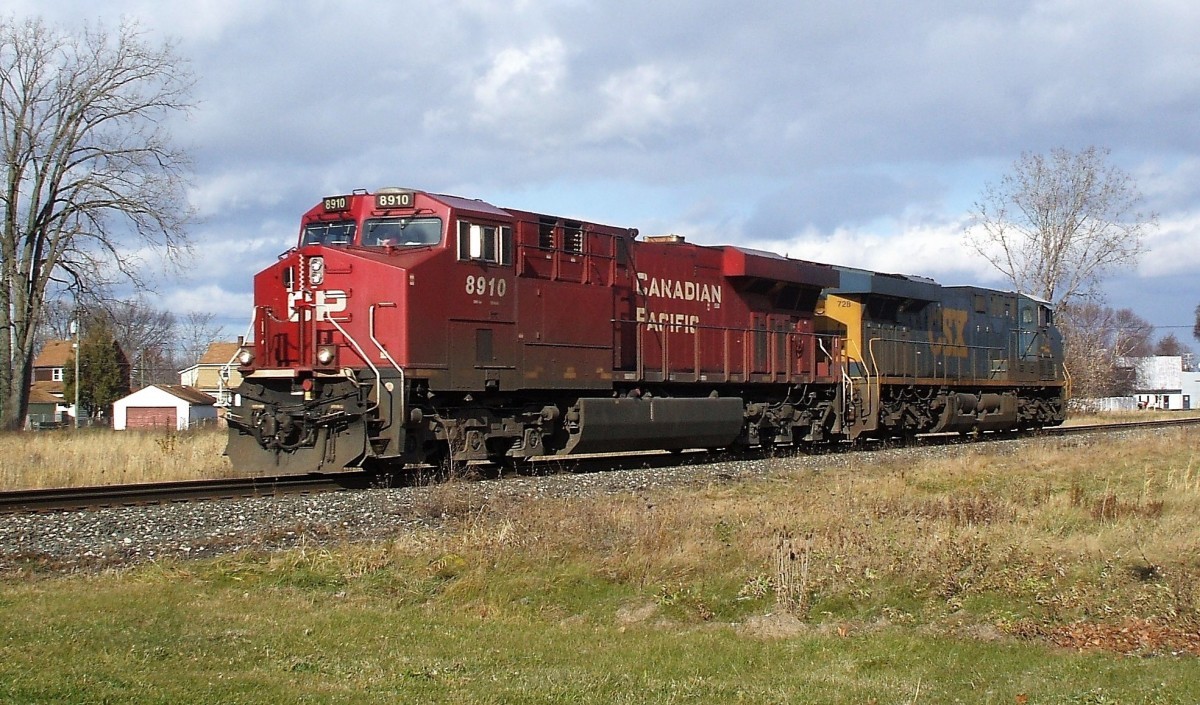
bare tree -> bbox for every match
[967,146,1156,309]
[35,295,179,387]
[106,297,178,387]
[0,17,193,429]
[35,296,76,348]
[1194,304,1200,344]
[176,311,224,369]
[1058,303,1153,398]
[1155,333,1184,357]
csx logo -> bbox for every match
[930,308,970,358]
[287,290,347,321]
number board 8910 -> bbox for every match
[466,275,507,298]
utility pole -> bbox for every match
[71,318,80,429]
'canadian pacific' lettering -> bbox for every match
[636,307,700,333]
[636,274,722,306]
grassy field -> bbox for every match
[1,426,1199,702]
[0,427,231,490]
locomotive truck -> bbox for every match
[226,188,1066,474]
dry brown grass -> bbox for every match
[0,428,233,490]
[397,427,1200,634]
[1062,408,1200,426]
[5,418,1199,640]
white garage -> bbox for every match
[113,385,218,431]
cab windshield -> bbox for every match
[363,217,443,247]
[302,221,356,246]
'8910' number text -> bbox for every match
[466,275,507,298]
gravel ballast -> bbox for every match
[1,451,799,573]
[0,433,1119,574]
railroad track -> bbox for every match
[3,416,1197,514]
[0,473,380,514]
[1050,416,1200,435]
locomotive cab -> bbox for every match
[226,189,461,474]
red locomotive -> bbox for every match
[226,188,1065,474]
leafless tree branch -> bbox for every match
[0,16,194,429]
[966,146,1155,308]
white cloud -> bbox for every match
[472,38,567,126]
[188,170,291,218]
[163,284,252,318]
[741,218,1004,286]
[1138,214,1200,277]
[588,64,703,142]
[10,1,1200,329]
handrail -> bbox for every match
[369,303,405,430]
[327,316,383,414]
[621,320,848,387]
[867,336,883,411]
[836,337,855,425]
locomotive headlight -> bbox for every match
[316,345,337,367]
[237,348,255,366]
[308,256,325,286]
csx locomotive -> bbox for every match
[226,188,1066,474]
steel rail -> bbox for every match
[1047,416,1200,435]
[0,473,373,514]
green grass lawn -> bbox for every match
[2,559,1197,704]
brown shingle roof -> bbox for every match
[31,380,64,397]
[29,382,64,404]
[156,385,217,405]
[198,342,243,365]
[33,340,74,368]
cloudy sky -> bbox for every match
[12,1,1200,341]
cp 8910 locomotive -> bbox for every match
[226,188,1066,474]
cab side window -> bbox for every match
[1039,306,1053,326]
[457,221,512,265]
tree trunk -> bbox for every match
[1,352,32,431]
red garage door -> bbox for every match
[127,407,177,430]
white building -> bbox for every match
[112,384,218,431]
[1128,356,1200,410]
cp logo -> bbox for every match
[287,290,348,321]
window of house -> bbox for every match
[51,368,63,382]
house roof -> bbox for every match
[198,342,243,365]
[29,382,64,404]
[30,380,64,398]
[33,340,74,368]
[156,385,217,405]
